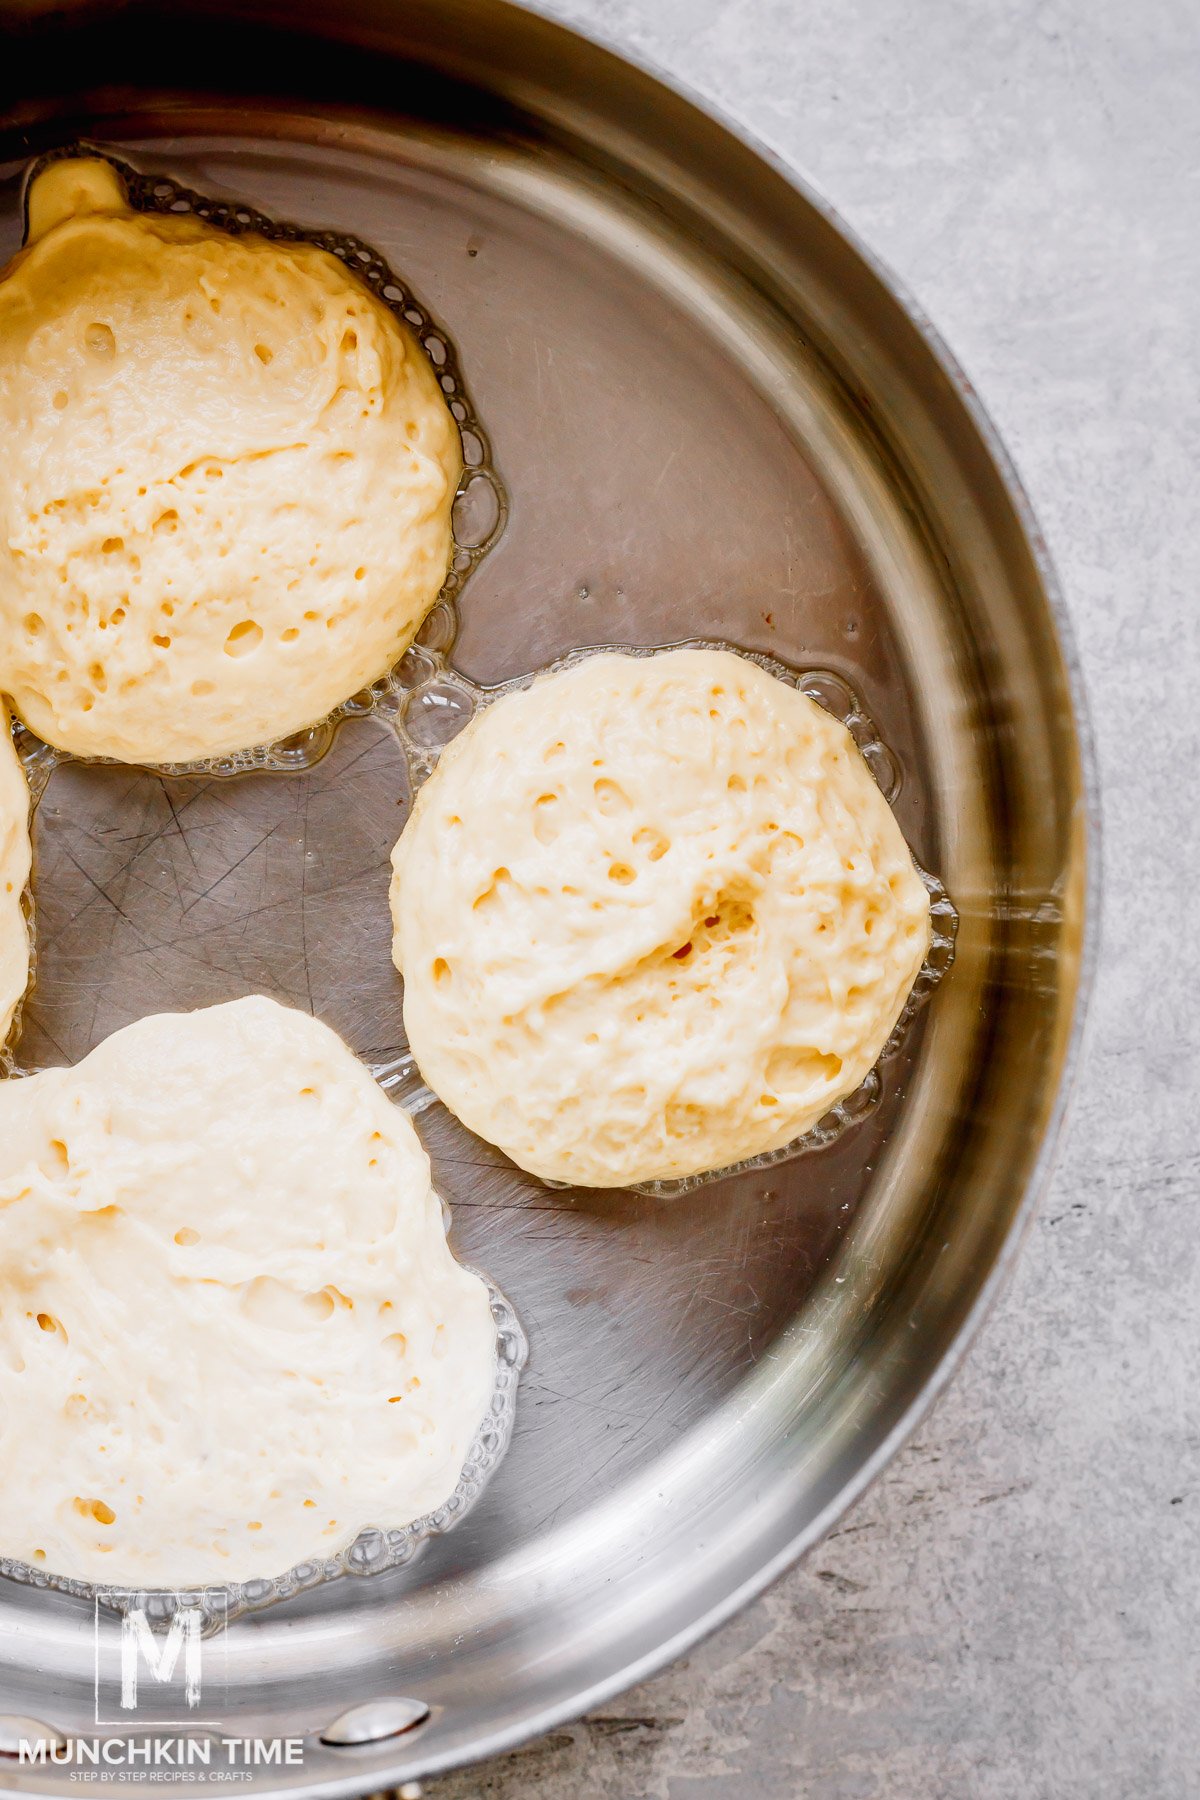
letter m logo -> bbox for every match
[96,1593,227,1725]
[120,1608,202,1711]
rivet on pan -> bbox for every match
[0,1714,67,1756]
[318,1697,431,1746]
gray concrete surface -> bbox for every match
[429,0,1200,1795]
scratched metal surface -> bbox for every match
[24,694,903,1506]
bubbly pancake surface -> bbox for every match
[0,995,495,1586]
[0,705,31,1049]
[391,648,932,1187]
[0,159,461,763]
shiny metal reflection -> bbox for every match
[0,1717,66,1757]
[319,1699,432,1747]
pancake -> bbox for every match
[391,648,932,1187]
[0,995,496,1586]
[0,703,31,1049]
[0,158,460,763]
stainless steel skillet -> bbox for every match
[0,0,1093,1789]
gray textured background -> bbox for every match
[433,1,1199,1794]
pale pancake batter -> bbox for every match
[0,158,460,763]
[391,648,932,1187]
[0,704,31,1048]
[0,996,496,1586]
